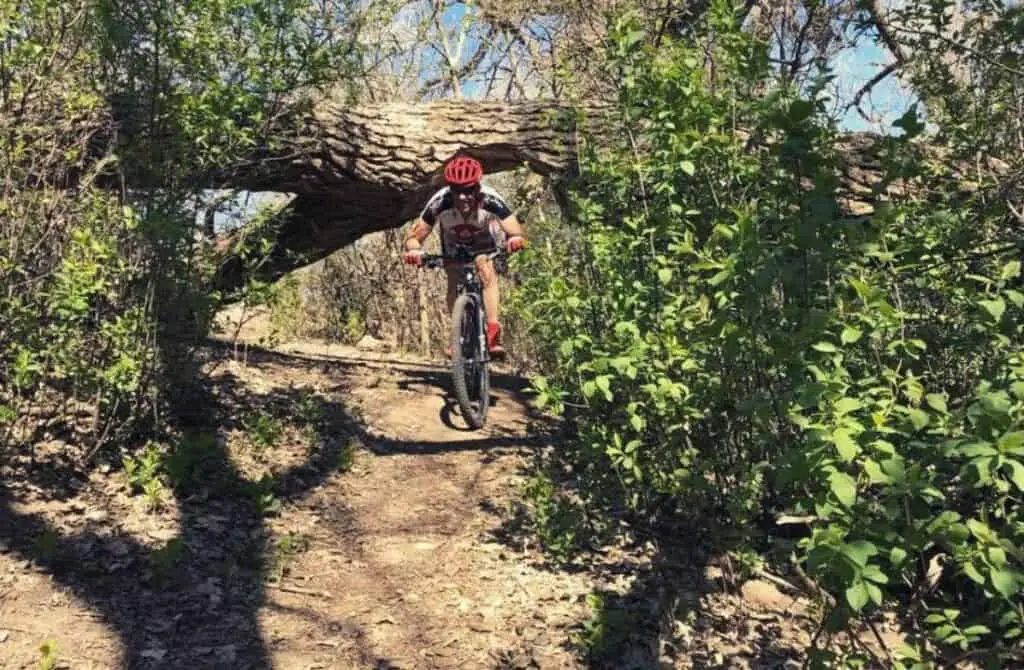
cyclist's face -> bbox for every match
[452,184,480,214]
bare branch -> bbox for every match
[848,60,902,122]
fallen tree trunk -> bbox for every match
[191,98,1009,295]
[208,99,604,294]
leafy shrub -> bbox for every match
[516,4,1024,666]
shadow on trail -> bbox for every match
[568,540,804,669]
[0,344,402,669]
[0,339,556,668]
[482,472,807,668]
[204,338,560,456]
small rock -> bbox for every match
[355,334,389,352]
[85,510,109,523]
[0,630,9,643]
[741,579,792,611]
[108,539,130,556]
[140,648,166,661]
[215,645,237,663]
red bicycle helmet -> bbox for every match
[444,156,483,186]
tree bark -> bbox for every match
[204,97,1008,296]
[209,99,605,294]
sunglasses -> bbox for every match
[451,184,480,196]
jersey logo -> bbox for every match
[452,223,479,241]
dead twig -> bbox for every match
[751,566,804,597]
[268,583,333,599]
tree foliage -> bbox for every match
[0,0,362,458]
[513,1,1024,666]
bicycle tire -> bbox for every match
[450,293,489,429]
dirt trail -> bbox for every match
[249,341,594,669]
[0,337,598,669]
[1,315,823,669]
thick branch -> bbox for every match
[144,98,1006,298]
[207,99,607,295]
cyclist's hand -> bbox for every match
[506,236,527,254]
[403,250,424,266]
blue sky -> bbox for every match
[435,1,914,132]
[831,25,913,133]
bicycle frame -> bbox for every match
[421,244,504,428]
[423,245,503,356]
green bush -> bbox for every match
[515,3,1023,666]
[0,0,362,461]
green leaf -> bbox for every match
[980,298,1006,322]
[595,375,613,401]
[1005,460,1024,492]
[998,432,1024,454]
[864,459,891,484]
[991,569,1019,599]
[830,471,857,507]
[1001,260,1021,281]
[862,564,888,584]
[866,581,883,606]
[850,279,873,301]
[963,625,991,636]
[680,160,695,176]
[926,394,948,413]
[842,540,878,567]
[833,429,859,461]
[812,341,838,353]
[890,547,908,566]
[959,441,998,458]
[905,408,929,431]
[967,519,995,543]
[963,562,985,584]
[895,644,921,662]
[881,458,906,482]
[972,456,994,484]
[841,326,862,344]
[658,268,673,285]
[708,269,731,286]
[834,397,862,416]
[988,547,1008,569]
[846,581,869,611]
[630,414,645,432]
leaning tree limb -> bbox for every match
[206,99,609,294]
[175,97,1010,296]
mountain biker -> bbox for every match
[402,156,527,357]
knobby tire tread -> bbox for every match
[450,294,488,429]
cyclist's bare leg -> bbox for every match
[475,255,499,324]
[444,266,458,315]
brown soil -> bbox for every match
[0,325,827,669]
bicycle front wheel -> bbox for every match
[450,293,489,429]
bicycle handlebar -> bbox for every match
[420,247,505,269]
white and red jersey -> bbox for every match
[419,184,514,254]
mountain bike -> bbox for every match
[421,244,505,429]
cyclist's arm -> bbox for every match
[405,218,432,251]
[407,188,448,252]
[498,213,525,239]
[480,187,525,239]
